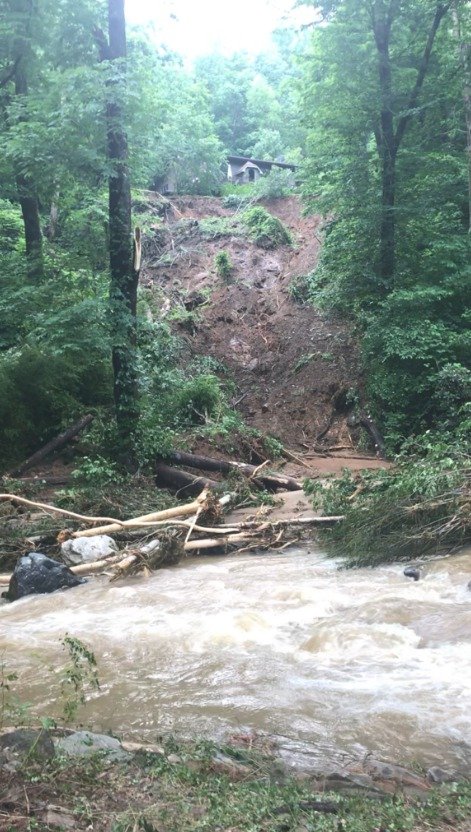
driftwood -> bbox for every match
[70,490,210,539]
[162,451,302,491]
[0,510,345,584]
[155,462,219,497]
[9,414,94,477]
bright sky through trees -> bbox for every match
[126,0,313,58]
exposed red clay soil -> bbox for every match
[141,194,387,480]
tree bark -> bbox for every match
[102,0,139,462]
[373,2,397,286]
[163,451,302,491]
[452,1,471,232]
[13,50,44,283]
[373,1,451,288]
[155,462,219,497]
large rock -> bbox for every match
[7,553,86,601]
[61,535,118,566]
[0,729,55,768]
[55,731,131,761]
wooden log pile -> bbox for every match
[0,488,344,584]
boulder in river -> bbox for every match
[6,552,86,601]
[61,534,118,566]
[404,567,421,581]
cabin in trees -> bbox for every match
[227,155,297,185]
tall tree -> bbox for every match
[372,1,451,285]
[97,0,139,460]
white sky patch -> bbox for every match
[126,0,315,59]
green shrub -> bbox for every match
[0,347,111,471]
[304,435,471,566]
[242,206,292,249]
[176,374,223,425]
[214,250,233,280]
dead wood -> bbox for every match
[162,451,302,491]
[9,414,94,477]
[70,490,209,538]
[0,494,122,525]
[155,462,219,496]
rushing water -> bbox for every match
[1,546,470,770]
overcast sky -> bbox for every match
[126,0,313,60]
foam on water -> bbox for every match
[1,546,470,768]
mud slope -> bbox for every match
[142,195,364,454]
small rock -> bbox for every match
[211,751,251,780]
[55,731,131,761]
[41,805,76,830]
[61,535,119,566]
[7,554,86,601]
[0,729,55,762]
[404,567,420,581]
[363,757,430,791]
[167,753,183,764]
[426,766,456,784]
[121,741,165,756]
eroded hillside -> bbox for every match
[140,194,370,466]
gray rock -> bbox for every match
[7,553,86,601]
[404,567,420,581]
[426,766,457,784]
[0,729,55,763]
[55,731,131,761]
[61,535,119,566]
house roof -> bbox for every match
[227,155,297,171]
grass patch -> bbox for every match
[5,739,471,832]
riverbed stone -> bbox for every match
[55,731,131,761]
[61,535,119,566]
[0,729,55,765]
[362,757,430,792]
[7,553,86,601]
[404,567,421,581]
[426,766,457,784]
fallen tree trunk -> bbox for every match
[9,414,94,477]
[162,451,302,491]
[70,491,209,539]
[155,462,219,497]
[0,512,345,584]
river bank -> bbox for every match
[1,729,471,832]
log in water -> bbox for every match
[0,546,470,770]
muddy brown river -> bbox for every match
[1,546,470,770]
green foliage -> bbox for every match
[242,206,292,249]
[214,250,233,281]
[176,374,224,426]
[299,0,471,442]
[71,456,125,488]
[60,635,100,724]
[252,167,296,200]
[305,435,471,566]
[0,347,110,471]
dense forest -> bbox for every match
[0,0,470,557]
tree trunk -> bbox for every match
[164,451,303,491]
[10,414,94,477]
[14,52,44,283]
[373,5,397,288]
[373,1,451,288]
[105,0,139,462]
[452,2,471,232]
